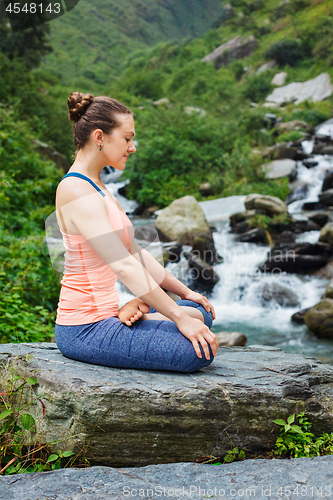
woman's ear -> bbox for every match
[92,128,104,146]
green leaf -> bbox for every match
[285,424,291,432]
[224,454,234,463]
[0,409,13,420]
[273,419,286,426]
[62,451,75,458]
[20,413,36,430]
[287,414,295,425]
[26,377,38,386]
[46,454,59,463]
[238,449,246,460]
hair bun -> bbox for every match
[68,92,94,122]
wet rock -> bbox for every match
[134,224,159,242]
[201,35,257,69]
[308,212,329,228]
[294,150,311,161]
[322,146,333,155]
[260,242,332,274]
[1,343,333,468]
[192,234,222,265]
[265,73,333,106]
[155,196,211,245]
[318,189,333,206]
[261,282,299,307]
[273,230,295,244]
[262,159,297,179]
[167,244,182,264]
[260,144,297,160]
[271,71,287,86]
[183,251,220,289]
[304,299,333,339]
[141,206,159,218]
[236,227,266,243]
[291,308,310,324]
[198,182,216,196]
[319,222,333,245]
[324,279,333,299]
[229,209,261,226]
[322,172,333,192]
[245,193,288,215]
[302,200,326,211]
[303,159,318,168]
[215,331,247,346]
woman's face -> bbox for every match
[103,114,136,171]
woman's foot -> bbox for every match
[118,298,151,326]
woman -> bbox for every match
[54,91,218,373]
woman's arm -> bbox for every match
[58,191,218,359]
[129,239,216,320]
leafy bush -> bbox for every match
[273,412,333,458]
[242,72,274,102]
[277,131,306,143]
[265,39,305,67]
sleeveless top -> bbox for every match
[56,172,134,325]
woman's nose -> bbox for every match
[129,144,136,153]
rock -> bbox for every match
[153,97,170,107]
[155,196,211,245]
[303,159,318,168]
[262,159,297,179]
[261,282,299,308]
[304,298,333,338]
[309,260,333,279]
[167,244,182,263]
[260,242,332,274]
[1,343,333,467]
[286,182,308,205]
[274,230,296,245]
[319,222,333,245]
[324,279,333,299]
[244,193,288,215]
[308,212,329,228]
[3,457,333,500]
[134,224,159,242]
[262,102,280,108]
[266,73,333,106]
[229,209,257,226]
[141,206,160,218]
[191,234,222,265]
[236,227,266,243]
[271,71,287,86]
[260,144,297,161]
[183,251,220,290]
[256,59,276,74]
[318,189,333,206]
[199,182,215,196]
[302,201,325,211]
[274,120,314,135]
[215,331,247,346]
[322,172,333,192]
[184,106,206,117]
[291,308,310,324]
[32,139,70,172]
[201,35,257,69]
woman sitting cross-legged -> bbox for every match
[54,91,218,373]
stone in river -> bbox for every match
[1,343,333,468]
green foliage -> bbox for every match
[273,412,333,458]
[277,131,306,143]
[288,109,331,127]
[241,72,274,102]
[265,39,306,67]
[0,356,78,474]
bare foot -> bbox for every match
[118,298,151,326]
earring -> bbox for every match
[99,144,103,151]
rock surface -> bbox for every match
[262,158,297,179]
[155,196,211,245]
[215,331,247,347]
[304,298,333,339]
[2,456,333,500]
[1,343,333,468]
[266,73,333,106]
[244,193,288,215]
[202,35,257,69]
[271,71,287,86]
[319,222,333,245]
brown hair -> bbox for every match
[67,91,133,149]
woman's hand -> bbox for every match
[176,315,219,360]
[181,290,216,321]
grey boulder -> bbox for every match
[266,73,333,106]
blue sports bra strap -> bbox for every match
[60,172,106,197]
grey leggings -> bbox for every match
[55,300,214,373]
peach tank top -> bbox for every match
[56,173,134,326]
